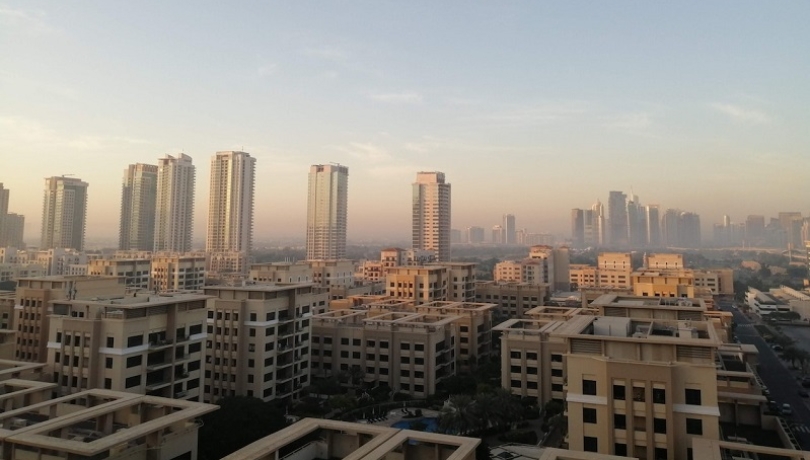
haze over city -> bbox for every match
[1,2,808,244]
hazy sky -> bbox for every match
[1,2,809,244]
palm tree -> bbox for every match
[475,388,521,430]
[439,394,479,435]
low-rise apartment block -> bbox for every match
[474,281,549,319]
[15,275,127,362]
[150,253,206,292]
[311,309,459,397]
[46,292,208,400]
[87,258,152,290]
[386,265,449,304]
[0,387,216,460]
[203,284,327,404]
[250,261,314,284]
[309,259,355,288]
[223,418,479,460]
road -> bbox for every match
[719,300,810,448]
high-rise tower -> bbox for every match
[608,191,628,247]
[503,214,516,245]
[412,172,451,262]
[646,204,661,247]
[40,176,88,251]
[154,154,195,253]
[119,163,158,251]
[306,164,349,260]
[207,151,256,253]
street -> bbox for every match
[719,300,810,448]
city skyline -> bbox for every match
[1,2,808,242]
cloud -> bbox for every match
[0,5,56,35]
[303,45,348,61]
[0,116,151,151]
[369,92,424,104]
[469,101,592,127]
[335,142,392,163]
[257,64,277,77]
[710,103,770,124]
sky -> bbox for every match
[1,2,809,245]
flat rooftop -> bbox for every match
[554,315,719,344]
[204,283,316,292]
[591,294,706,310]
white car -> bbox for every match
[782,404,793,416]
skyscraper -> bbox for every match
[154,154,195,253]
[412,172,451,262]
[503,214,516,245]
[592,200,606,245]
[646,204,661,247]
[0,182,24,248]
[608,191,628,247]
[571,209,585,247]
[207,151,256,253]
[40,176,89,251]
[119,163,158,251]
[626,195,647,247]
[0,183,8,246]
[306,164,348,260]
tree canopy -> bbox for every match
[199,396,288,460]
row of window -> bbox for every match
[582,379,701,405]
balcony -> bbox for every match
[148,340,173,350]
[145,378,172,391]
[146,361,172,372]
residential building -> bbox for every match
[14,275,127,362]
[645,253,684,270]
[380,247,435,268]
[1,213,24,249]
[466,226,485,244]
[223,418,479,460]
[412,172,451,262]
[207,151,256,276]
[150,253,206,292]
[46,292,208,399]
[119,163,158,251]
[154,154,195,253]
[608,191,628,247]
[306,164,349,260]
[474,281,549,319]
[416,301,496,370]
[627,195,647,248]
[250,261,313,284]
[203,284,327,404]
[309,259,355,288]
[386,265,448,304]
[646,205,661,247]
[40,176,89,251]
[503,214,517,245]
[572,208,585,247]
[0,387,216,460]
[492,225,503,245]
[86,258,151,290]
[631,269,696,298]
[442,262,477,302]
[311,309,459,397]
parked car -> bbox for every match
[782,404,793,415]
[799,390,809,398]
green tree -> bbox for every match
[198,396,287,460]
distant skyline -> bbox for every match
[1,2,808,244]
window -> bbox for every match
[583,379,597,395]
[127,334,143,347]
[653,388,666,404]
[551,354,563,362]
[583,407,597,424]
[511,380,521,388]
[353,339,361,346]
[551,368,562,377]
[685,418,703,435]
[126,355,142,368]
[583,437,598,453]
[526,352,537,360]
[104,378,112,389]
[613,414,626,429]
[654,418,667,434]
[655,448,668,460]
[381,341,389,349]
[614,443,627,457]
[685,388,701,405]
[125,375,141,388]
[106,337,114,348]
[613,384,625,400]
[633,386,645,402]
[190,324,202,335]
[341,338,349,345]
[105,357,113,369]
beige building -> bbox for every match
[203,284,327,404]
[15,276,127,362]
[309,259,355,288]
[306,164,349,260]
[412,172,451,262]
[311,309,459,397]
[250,261,314,284]
[357,260,385,282]
[150,252,206,292]
[442,262,477,301]
[46,292,208,400]
[644,253,684,270]
[528,245,571,291]
[631,270,696,298]
[223,418,479,460]
[0,387,216,460]
[386,265,448,304]
[495,259,548,285]
[415,301,496,370]
[474,281,549,319]
[87,258,152,290]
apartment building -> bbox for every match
[15,276,127,363]
[357,260,385,282]
[46,292,208,400]
[0,387,216,460]
[150,253,206,292]
[309,259,355,288]
[474,281,549,319]
[441,262,477,301]
[631,270,696,298]
[223,418,479,460]
[645,253,684,270]
[495,259,548,285]
[528,245,571,291]
[250,261,313,284]
[311,309,459,397]
[386,265,448,304]
[415,301,496,370]
[203,284,327,404]
[561,315,722,459]
[87,258,151,290]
